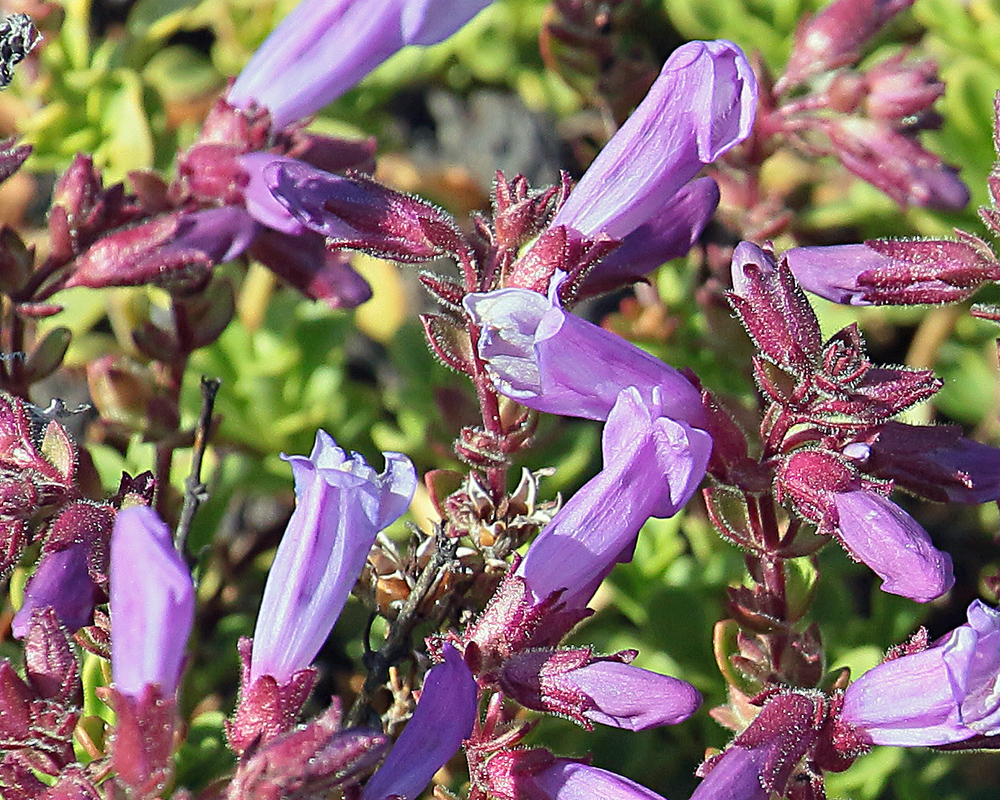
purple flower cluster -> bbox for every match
[691,600,1000,799]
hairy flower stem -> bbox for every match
[346,529,460,728]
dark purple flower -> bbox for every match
[64,207,259,291]
[861,421,1000,504]
[227,0,494,129]
[250,430,416,683]
[784,239,1000,306]
[110,506,194,698]
[580,177,720,295]
[499,648,700,731]
[515,387,712,610]
[841,600,1000,745]
[462,286,706,427]
[361,644,477,800]
[691,692,829,800]
[549,40,756,240]
[12,543,99,639]
[832,488,953,602]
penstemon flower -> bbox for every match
[109,506,194,698]
[249,430,416,684]
[226,0,495,129]
[840,600,1000,745]
[227,430,415,754]
[362,644,478,800]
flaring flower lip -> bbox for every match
[110,506,195,698]
[549,39,756,240]
[463,286,707,427]
[249,430,416,684]
[841,600,1000,746]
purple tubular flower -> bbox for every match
[361,644,477,800]
[500,649,701,731]
[227,0,493,129]
[110,506,195,698]
[691,692,826,800]
[689,746,770,800]
[581,177,720,295]
[783,244,879,306]
[515,387,712,609]
[550,40,756,240]
[866,421,1000,504]
[841,600,1000,745]
[462,287,706,427]
[521,761,669,800]
[250,430,416,684]
[832,489,954,602]
[823,119,969,211]
[784,240,1000,306]
[12,542,99,638]
[572,661,701,729]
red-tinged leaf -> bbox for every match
[225,706,388,800]
[127,169,171,213]
[24,608,81,706]
[424,469,465,519]
[978,205,1000,239]
[108,686,178,798]
[0,517,27,576]
[0,227,34,295]
[420,313,474,375]
[0,753,48,800]
[0,139,30,185]
[226,659,318,756]
[419,271,466,311]
[0,661,33,738]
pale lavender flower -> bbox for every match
[12,542,98,638]
[362,644,477,800]
[110,506,195,697]
[832,488,954,603]
[227,0,494,129]
[520,760,670,800]
[462,286,706,427]
[841,600,1000,746]
[250,430,416,684]
[515,387,712,610]
[549,40,756,240]
[499,649,701,731]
